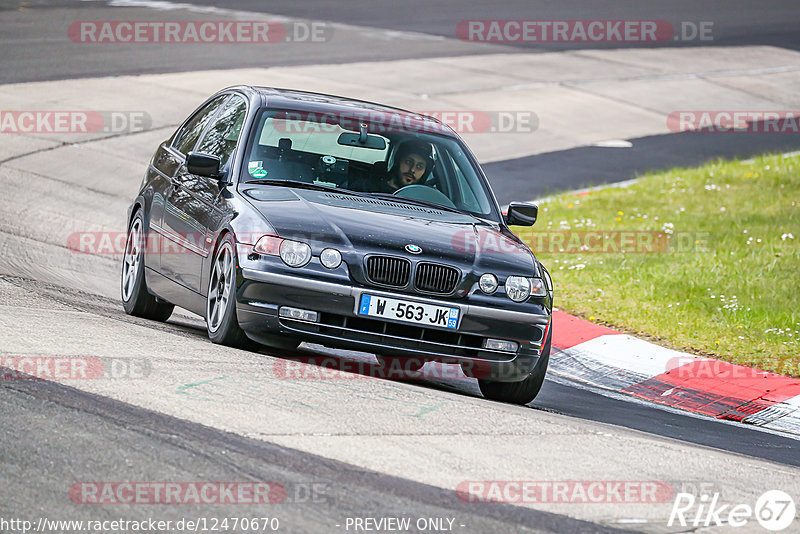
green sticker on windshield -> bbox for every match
[251,168,268,178]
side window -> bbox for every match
[444,148,489,214]
[172,95,229,155]
[196,95,247,167]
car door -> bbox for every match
[160,94,248,294]
[149,94,228,280]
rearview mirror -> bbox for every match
[186,151,221,178]
[337,132,386,150]
[505,202,538,226]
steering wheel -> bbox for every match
[393,184,457,209]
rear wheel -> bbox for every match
[121,212,173,321]
[478,326,551,405]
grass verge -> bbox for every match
[513,152,800,377]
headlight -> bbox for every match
[479,273,498,294]
[279,240,311,267]
[505,276,531,302]
[319,248,342,269]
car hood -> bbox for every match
[241,187,539,277]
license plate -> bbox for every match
[358,294,459,329]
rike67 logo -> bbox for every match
[669,489,796,531]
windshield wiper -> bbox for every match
[244,179,360,196]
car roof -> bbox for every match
[222,85,458,139]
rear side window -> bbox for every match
[172,95,229,155]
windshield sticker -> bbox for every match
[251,168,268,178]
[248,160,262,173]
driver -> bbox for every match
[377,140,434,193]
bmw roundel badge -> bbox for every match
[405,244,422,254]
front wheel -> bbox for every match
[478,326,551,405]
[206,234,251,348]
[121,212,173,321]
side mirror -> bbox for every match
[186,151,221,178]
[505,202,538,226]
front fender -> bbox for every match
[200,192,276,297]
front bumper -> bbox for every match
[237,267,551,382]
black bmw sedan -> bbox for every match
[122,86,553,404]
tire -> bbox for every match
[206,233,252,348]
[478,326,551,405]
[121,211,174,321]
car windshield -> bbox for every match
[241,108,499,220]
